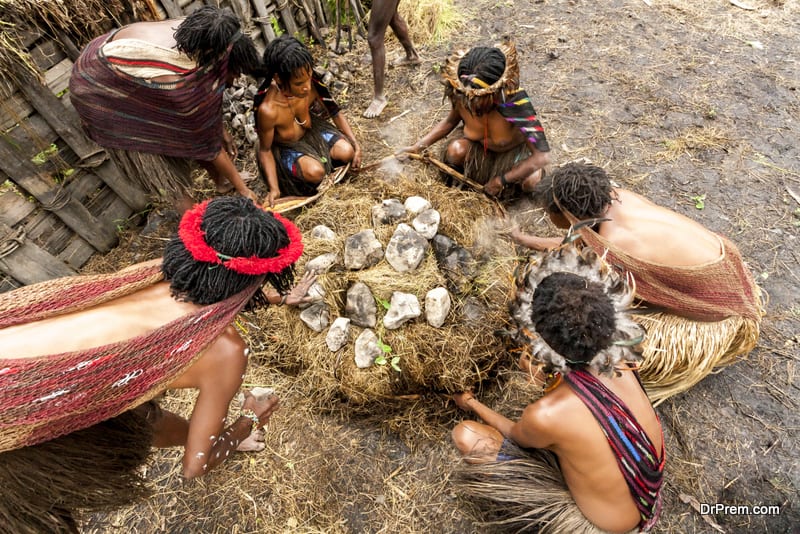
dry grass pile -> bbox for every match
[246,168,519,409]
[0,0,126,80]
[396,0,465,44]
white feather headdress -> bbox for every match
[510,245,645,376]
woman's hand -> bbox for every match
[265,189,281,209]
[453,391,477,412]
[484,174,505,197]
[352,142,363,169]
[508,225,525,244]
[237,182,258,203]
[283,270,318,306]
[395,143,424,158]
[222,129,237,159]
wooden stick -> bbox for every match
[387,109,411,123]
[251,0,277,44]
[352,154,399,173]
[300,0,326,47]
[349,0,367,40]
[407,153,508,216]
[335,0,341,51]
[406,152,485,191]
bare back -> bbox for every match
[112,19,183,48]
[456,102,525,153]
[0,282,199,359]
[518,370,662,533]
[600,189,723,266]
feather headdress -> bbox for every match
[511,245,645,376]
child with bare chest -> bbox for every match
[254,35,362,207]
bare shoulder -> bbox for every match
[257,99,280,125]
[511,394,571,448]
[520,392,569,428]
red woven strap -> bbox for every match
[576,225,761,322]
[0,262,164,329]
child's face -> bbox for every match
[279,67,312,98]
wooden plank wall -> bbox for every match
[0,0,334,292]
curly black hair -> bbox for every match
[162,196,296,307]
[262,34,314,86]
[531,272,617,366]
[457,46,506,89]
[174,6,263,77]
[445,46,508,116]
[535,162,616,220]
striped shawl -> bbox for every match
[69,31,229,161]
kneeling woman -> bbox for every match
[0,196,316,532]
[451,270,664,533]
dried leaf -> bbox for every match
[730,0,756,10]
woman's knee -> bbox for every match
[452,421,502,458]
[332,140,354,163]
[367,31,386,50]
[300,158,326,184]
[446,139,469,165]
[451,421,479,452]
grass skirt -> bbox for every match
[439,137,529,201]
[455,441,633,533]
[107,147,194,204]
[637,311,761,405]
[269,120,339,197]
[0,403,156,533]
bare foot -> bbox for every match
[363,96,388,118]
[215,180,235,194]
[391,55,421,67]
[237,428,266,452]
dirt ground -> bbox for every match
[85,0,798,532]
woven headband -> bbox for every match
[443,38,519,99]
[178,199,303,275]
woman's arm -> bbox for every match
[510,227,564,251]
[397,107,462,154]
[453,392,515,437]
[331,113,362,169]
[202,150,257,202]
[256,106,282,207]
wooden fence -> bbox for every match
[0,0,352,292]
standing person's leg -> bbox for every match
[364,0,398,118]
[388,4,419,65]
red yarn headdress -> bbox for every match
[178,199,303,275]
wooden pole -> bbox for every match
[299,0,326,47]
[12,67,148,211]
[251,0,277,43]
[0,139,118,252]
[349,0,367,40]
[311,0,327,27]
[278,0,299,36]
